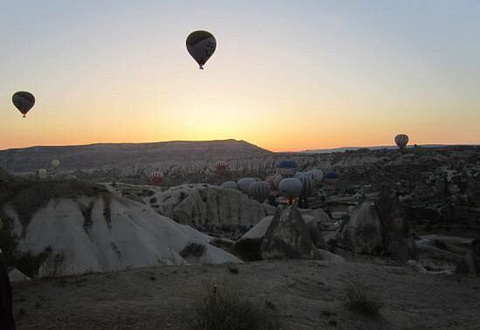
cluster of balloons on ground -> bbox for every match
[221,161,340,206]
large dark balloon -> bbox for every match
[12,91,35,117]
[186,30,216,69]
[324,171,339,185]
[277,160,298,177]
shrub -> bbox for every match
[189,283,282,330]
[345,278,384,316]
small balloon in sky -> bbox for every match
[12,91,35,118]
[394,134,409,151]
[186,30,216,70]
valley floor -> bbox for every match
[13,258,480,329]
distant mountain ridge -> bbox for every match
[0,139,272,172]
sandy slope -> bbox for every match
[12,258,480,329]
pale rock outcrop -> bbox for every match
[1,193,240,278]
[110,183,276,230]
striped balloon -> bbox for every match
[272,174,284,190]
[394,134,409,150]
[237,177,256,195]
[294,172,315,197]
[149,171,164,185]
[12,91,35,117]
[186,30,216,69]
[215,161,228,172]
[249,181,271,203]
[306,169,323,185]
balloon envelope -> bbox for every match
[324,171,339,185]
[237,177,256,194]
[186,30,216,69]
[306,169,324,184]
[249,181,271,203]
[149,171,164,185]
[37,169,47,179]
[272,174,284,190]
[12,91,35,117]
[278,178,303,201]
[215,161,228,172]
[395,134,409,150]
[294,172,314,197]
[51,159,60,168]
[277,160,298,177]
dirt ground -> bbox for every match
[12,258,480,330]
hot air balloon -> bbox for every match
[306,169,324,185]
[149,171,164,185]
[394,134,409,151]
[215,161,228,172]
[277,160,298,177]
[51,159,60,168]
[186,30,216,69]
[272,174,284,190]
[221,181,238,190]
[37,169,47,179]
[12,91,35,117]
[294,172,315,208]
[324,171,339,185]
[249,181,271,203]
[294,172,314,198]
[278,178,303,205]
[237,177,256,195]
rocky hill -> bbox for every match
[0,174,240,278]
[0,139,272,173]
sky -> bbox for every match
[0,1,479,152]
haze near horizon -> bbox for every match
[1,1,479,152]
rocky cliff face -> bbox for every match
[376,190,418,261]
[108,183,276,238]
[0,179,240,278]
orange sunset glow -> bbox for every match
[1,1,479,152]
